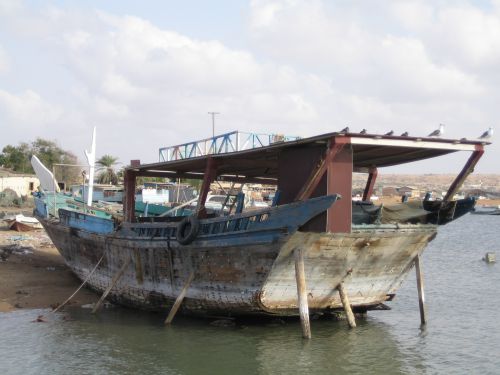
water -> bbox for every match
[1,214,500,375]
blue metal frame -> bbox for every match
[159,131,300,162]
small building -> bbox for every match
[398,186,421,198]
[0,167,40,200]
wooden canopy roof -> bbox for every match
[127,132,488,183]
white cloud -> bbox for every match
[0,1,498,172]
[429,5,500,69]
[0,45,9,73]
[390,1,434,31]
[248,0,484,102]
[0,0,22,17]
[0,89,61,124]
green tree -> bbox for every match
[96,154,119,185]
[31,138,79,185]
[0,143,32,173]
[0,138,80,186]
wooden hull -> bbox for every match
[5,219,43,232]
[40,217,437,316]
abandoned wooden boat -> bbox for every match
[34,131,488,321]
[4,214,43,232]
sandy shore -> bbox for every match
[0,219,98,313]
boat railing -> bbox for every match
[158,130,300,161]
[124,208,273,239]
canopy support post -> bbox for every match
[124,169,137,222]
[294,137,347,201]
[362,166,378,201]
[196,157,218,218]
[444,147,484,201]
[326,139,353,233]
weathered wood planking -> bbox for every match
[42,217,436,316]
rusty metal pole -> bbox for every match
[337,281,356,328]
[414,254,427,325]
[294,248,311,339]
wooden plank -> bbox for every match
[165,271,195,325]
[92,256,131,313]
[337,281,356,328]
[294,248,311,339]
[414,254,427,325]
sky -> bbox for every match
[0,0,498,173]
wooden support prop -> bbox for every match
[414,254,427,325]
[337,282,356,328]
[165,271,195,325]
[294,248,311,339]
[92,256,131,314]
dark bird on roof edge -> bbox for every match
[340,126,349,133]
[385,130,394,136]
[401,131,409,137]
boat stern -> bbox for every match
[258,225,437,314]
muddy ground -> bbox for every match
[0,208,98,313]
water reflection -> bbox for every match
[2,215,500,375]
[1,307,417,375]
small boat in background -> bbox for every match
[471,206,500,215]
[4,214,43,232]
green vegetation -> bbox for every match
[96,154,119,185]
[0,138,79,185]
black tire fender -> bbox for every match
[176,216,200,245]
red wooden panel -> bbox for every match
[327,143,353,233]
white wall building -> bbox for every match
[0,168,40,198]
